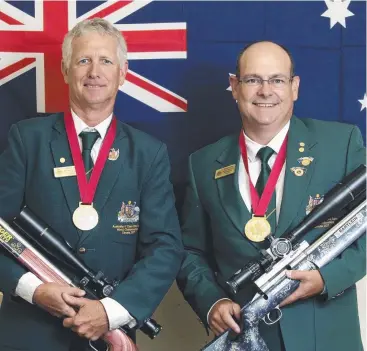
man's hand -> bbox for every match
[279,270,325,307]
[208,299,241,336]
[62,294,109,341]
[33,282,85,318]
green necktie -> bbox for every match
[255,146,277,234]
[79,130,100,179]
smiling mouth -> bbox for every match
[253,103,279,107]
[84,84,105,89]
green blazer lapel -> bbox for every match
[275,116,318,237]
[215,135,259,249]
[50,114,81,238]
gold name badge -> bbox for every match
[53,166,76,178]
[215,164,236,179]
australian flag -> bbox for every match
[0,0,366,200]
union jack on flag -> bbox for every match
[0,0,188,113]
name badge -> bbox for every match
[53,166,76,178]
[215,164,236,179]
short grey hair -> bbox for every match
[62,18,127,69]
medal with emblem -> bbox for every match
[244,215,271,242]
[73,203,99,231]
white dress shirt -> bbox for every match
[207,122,290,322]
[15,111,136,330]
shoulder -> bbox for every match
[191,134,237,163]
[299,117,358,139]
[117,121,167,159]
[16,113,61,131]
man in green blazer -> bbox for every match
[177,41,365,351]
[0,18,183,351]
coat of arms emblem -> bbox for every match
[108,148,119,161]
[118,201,140,223]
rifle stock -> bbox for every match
[0,218,137,351]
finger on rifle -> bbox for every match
[285,270,307,281]
[210,321,225,336]
[232,303,241,320]
[62,293,86,308]
[64,287,86,297]
[221,310,241,334]
[279,288,304,307]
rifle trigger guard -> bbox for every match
[263,307,282,325]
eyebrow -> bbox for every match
[242,73,289,78]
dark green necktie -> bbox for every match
[79,131,100,179]
[255,146,277,234]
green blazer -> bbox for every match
[177,116,366,351]
[0,113,183,351]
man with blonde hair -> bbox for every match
[0,18,183,351]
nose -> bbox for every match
[87,61,100,78]
[257,81,273,98]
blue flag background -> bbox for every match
[0,1,366,207]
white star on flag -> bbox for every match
[227,73,235,91]
[358,93,367,111]
[321,0,354,28]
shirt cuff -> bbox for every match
[100,297,137,330]
[15,272,43,304]
[207,298,232,325]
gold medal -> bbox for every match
[72,203,99,231]
[244,216,271,242]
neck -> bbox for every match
[243,122,287,145]
[70,100,113,127]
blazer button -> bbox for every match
[78,247,86,254]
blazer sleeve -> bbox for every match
[0,124,28,295]
[176,154,228,326]
[111,143,184,324]
[319,126,366,299]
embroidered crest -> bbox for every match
[108,148,119,161]
[306,194,324,215]
[297,157,314,166]
[117,201,140,223]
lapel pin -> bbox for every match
[108,148,119,161]
[290,166,307,177]
[297,156,314,166]
[60,157,66,164]
[215,164,236,179]
[299,147,305,152]
[299,142,305,147]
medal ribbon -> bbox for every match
[64,112,116,204]
[239,131,288,216]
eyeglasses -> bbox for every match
[237,75,294,89]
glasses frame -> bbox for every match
[236,75,295,88]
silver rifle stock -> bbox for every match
[0,218,137,351]
[202,200,366,351]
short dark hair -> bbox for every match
[235,41,295,78]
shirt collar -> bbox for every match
[71,110,113,140]
[244,121,290,163]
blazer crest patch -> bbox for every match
[113,201,140,234]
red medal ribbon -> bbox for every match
[64,112,116,204]
[239,131,288,216]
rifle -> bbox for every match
[0,208,161,351]
[202,174,366,350]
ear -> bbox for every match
[291,76,300,101]
[61,61,69,84]
[119,61,129,86]
[229,74,240,101]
